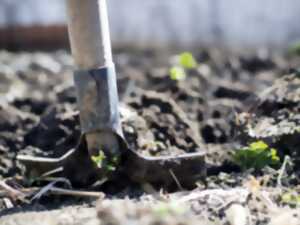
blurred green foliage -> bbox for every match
[169,66,186,81]
[179,52,197,69]
[232,141,280,171]
[91,150,119,172]
[281,192,300,206]
[169,52,197,81]
[91,150,106,168]
[288,41,300,55]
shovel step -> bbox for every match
[18,136,206,189]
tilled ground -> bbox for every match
[0,49,300,225]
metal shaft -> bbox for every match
[66,0,120,157]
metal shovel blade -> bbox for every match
[18,135,206,188]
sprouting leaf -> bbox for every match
[92,150,121,173]
[288,41,300,55]
[232,141,280,171]
[112,156,119,164]
[169,66,186,81]
[249,141,268,151]
[91,150,106,168]
[281,192,300,206]
[270,148,280,162]
[106,164,116,171]
[179,52,197,69]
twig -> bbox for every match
[0,180,27,201]
[17,148,76,163]
[277,156,290,188]
[90,177,109,187]
[169,169,184,191]
[31,178,72,201]
[40,167,64,177]
[47,187,105,198]
[0,187,104,199]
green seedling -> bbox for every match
[288,41,300,55]
[91,150,119,172]
[169,66,186,81]
[106,155,119,171]
[281,192,300,206]
[169,52,198,81]
[91,150,106,168]
[232,141,280,171]
[179,52,197,69]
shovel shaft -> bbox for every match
[66,0,122,157]
[66,0,113,69]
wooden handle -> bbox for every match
[66,0,113,69]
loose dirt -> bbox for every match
[0,49,299,225]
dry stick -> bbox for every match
[31,178,72,201]
[0,180,26,201]
[42,177,103,199]
[40,167,64,178]
[47,187,104,198]
[17,148,77,164]
[169,169,184,191]
[0,187,38,198]
[277,155,290,188]
[0,187,104,199]
[1,177,103,201]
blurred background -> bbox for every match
[1,0,300,50]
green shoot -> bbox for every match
[281,192,300,206]
[232,141,280,171]
[91,150,119,172]
[106,156,119,171]
[91,150,106,168]
[288,41,300,55]
[179,52,197,69]
[169,66,186,81]
[168,52,197,81]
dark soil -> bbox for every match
[0,49,300,225]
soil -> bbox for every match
[0,49,300,225]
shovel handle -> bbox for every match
[66,0,113,69]
[66,0,122,158]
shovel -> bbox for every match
[17,0,206,189]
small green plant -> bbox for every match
[91,150,119,172]
[169,66,186,81]
[288,41,300,55]
[232,141,280,171]
[281,192,300,206]
[106,155,119,171]
[169,52,197,81]
[91,150,106,168]
[178,52,197,69]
